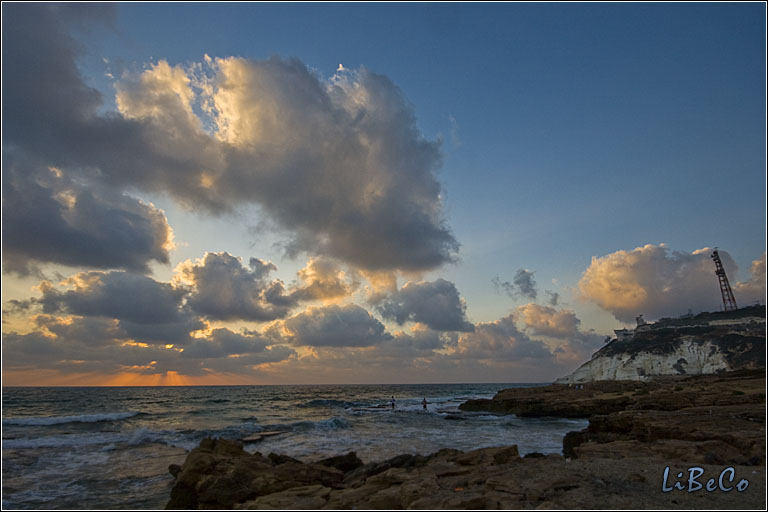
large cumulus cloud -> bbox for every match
[3,4,459,273]
[514,303,580,338]
[577,244,761,323]
[453,314,554,362]
[30,271,202,345]
[37,271,186,324]
[276,304,393,347]
[375,278,474,332]
[734,252,766,306]
[174,253,359,322]
[514,304,605,367]
[175,252,296,322]
[2,155,173,275]
[289,257,359,302]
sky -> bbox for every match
[1,2,766,386]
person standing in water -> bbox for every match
[422,398,428,411]
[390,396,396,410]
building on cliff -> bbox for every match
[556,304,766,384]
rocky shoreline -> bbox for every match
[166,370,766,509]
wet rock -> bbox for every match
[314,451,364,473]
[168,464,182,478]
[235,484,331,510]
[342,453,429,485]
[268,453,302,466]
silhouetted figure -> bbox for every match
[422,398,428,411]
[390,396,396,410]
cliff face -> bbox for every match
[556,305,765,384]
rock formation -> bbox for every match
[557,305,765,384]
[167,370,765,509]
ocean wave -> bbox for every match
[2,412,141,426]
[280,416,351,431]
[2,427,175,450]
[297,399,366,409]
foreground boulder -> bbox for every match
[167,436,765,509]
[166,438,344,509]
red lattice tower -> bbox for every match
[711,248,738,311]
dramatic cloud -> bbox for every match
[734,252,766,306]
[577,244,756,323]
[37,271,186,324]
[31,271,202,345]
[380,327,457,361]
[289,257,359,302]
[376,279,474,332]
[2,155,173,275]
[174,253,359,323]
[513,304,605,367]
[453,314,554,362]
[3,4,459,273]
[514,304,580,339]
[2,317,294,377]
[277,304,393,347]
[180,328,269,359]
[34,315,125,348]
[493,269,537,301]
[175,252,296,322]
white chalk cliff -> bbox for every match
[556,306,765,384]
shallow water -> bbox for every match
[1,384,587,509]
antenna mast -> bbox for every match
[711,248,738,311]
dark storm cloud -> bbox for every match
[179,252,297,322]
[376,279,474,332]
[492,269,538,301]
[3,4,459,273]
[279,304,393,347]
[2,155,173,275]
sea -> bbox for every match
[1,383,588,510]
